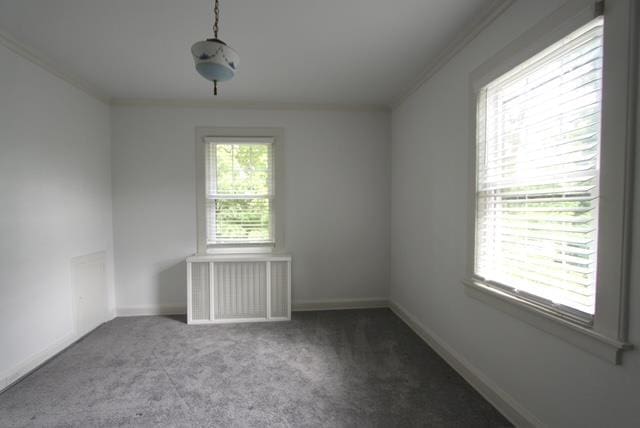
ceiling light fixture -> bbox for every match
[191,0,238,95]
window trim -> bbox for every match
[196,127,285,255]
[464,0,637,364]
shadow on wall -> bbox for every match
[156,260,187,308]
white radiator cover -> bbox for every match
[186,254,291,324]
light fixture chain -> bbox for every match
[213,0,220,39]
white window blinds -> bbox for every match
[205,137,274,245]
[474,17,603,317]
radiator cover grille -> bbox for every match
[186,255,291,324]
[191,262,210,321]
[214,262,267,320]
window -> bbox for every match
[206,138,274,246]
[475,18,603,320]
[465,0,636,364]
[196,128,283,254]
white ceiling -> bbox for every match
[0,0,492,105]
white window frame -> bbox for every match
[464,0,637,364]
[196,127,285,255]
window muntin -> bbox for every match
[474,18,604,318]
[205,139,274,246]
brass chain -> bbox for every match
[213,0,220,39]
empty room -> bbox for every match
[0,0,638,426]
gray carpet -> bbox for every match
[0,309,512,427]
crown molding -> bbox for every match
[0,26,387,112]
[0,0,514,113]
[391,0,514,109]
[0,28,109,104]
[110,97,390,113]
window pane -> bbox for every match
[475,18,603,316]
[211,143,272,196]
[205,140,275,245]
[207,198,272,243]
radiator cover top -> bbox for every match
[186,254,291,324]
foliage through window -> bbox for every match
[205,139,274,245]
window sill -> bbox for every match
[205,245,275,255]
[187,253,291,263]
[463,278,632,364]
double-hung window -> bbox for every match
[475,19,603,318]
[206,138,274,246]
[466,0,636,363]
[196,128,283,254]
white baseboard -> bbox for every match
[0,312,116,394]
[115,299,389,316]
[292,298,389,312]
[0,332,77,393]
[116,305,187,317]
[1,297,540,427]
[389,300,542,428]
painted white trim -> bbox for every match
[186,261,193,323]
[464,280,631,364]
[464,0,637,364]
[116,305,187,317]
[2,297,538,428]
[195,127,286,255]
[116,299,389,316]
[0,314,116,394]
[0,333,77,393]
[111,98,389,113]
[70,251,110,339]
[392,0,514,108]
[0,28,108,103]
[287,262,292,319]
[186,257,291,324]
[389,300,543,428]
[266,259,272,320]
[0,2,513,112]
[187,253,292,263]
[292,298,389,312]
[189,317,290,325]
[209,262,215,321]
[205,136,275,144]
[614,0,639,342]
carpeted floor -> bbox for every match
[0,309,512,427]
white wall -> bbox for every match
[390,0,640,426]
[111,106,390,313]
[0,43,114,385]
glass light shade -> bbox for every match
[191,39,239,82]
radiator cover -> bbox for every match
[186,254,291,324]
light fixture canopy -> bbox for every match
[191,0,238,95]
